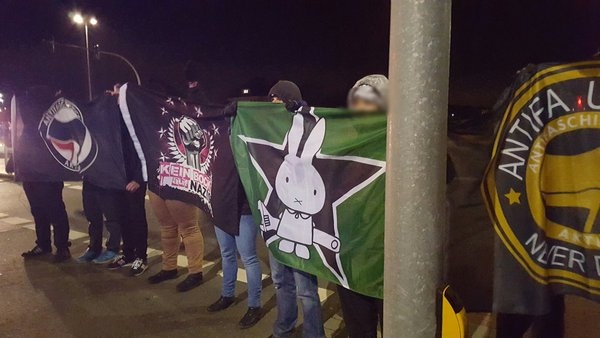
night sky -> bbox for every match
[0,0,598,107]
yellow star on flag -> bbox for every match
[505,188,521,205]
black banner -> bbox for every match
[119,84,240,235]
[14,88,128,190]
[483,60,600,314]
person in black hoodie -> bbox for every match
[184,61,210,106]
[266,80,326,338]
[98,85,149,276]
[16,86,71,262]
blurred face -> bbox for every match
[271,96,283,104]
[349,98,380,113]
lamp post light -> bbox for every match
[72,13,97,101]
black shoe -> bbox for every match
[148,269,178,284]
[239,307,262,329]
[130,258,148,277]
[176,272,203,292]
[207,296,235,312]
[22,245,51,258]
[106,255,134,270]
[53,248,71,263]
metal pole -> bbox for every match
[84,23,92,101]
[100,51,142,85]
[384,0,451,337]
[43,40,142,86]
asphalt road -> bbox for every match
[0,179,345,338]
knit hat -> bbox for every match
[347,74,389,111]
[268,80,302,102]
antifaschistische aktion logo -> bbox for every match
[38,97,98,172]
[483,62,600,296]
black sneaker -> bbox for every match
[148,269,178,284]
[53,248,71,263]
[130,258,148,277]
[176,272,203,292]
[239,307,262,329]
[22,245,51,258]
[207,296,235,312]
[107,255,134,270]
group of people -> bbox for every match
[15,73,390,338]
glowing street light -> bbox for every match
[72,13,84,24]
[70,12,98,100]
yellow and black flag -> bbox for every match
[482,60,600,314]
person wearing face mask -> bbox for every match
[338,74,389,338]
[347,74,389,113]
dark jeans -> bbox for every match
[496,296,565,338]
[270,253,325,338]
[82,181,125,253]
[337,285,383,338]
[22,181,70,251]
[122,183,148,260]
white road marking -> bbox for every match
[69,229,88,240]
[147,248,161,257]
[177,254,188,267]
[22,223,35,231]
[318,287,334,302]
[4,217,32,225]
[22,223,87,241]
[217,267,269,284]
[470,313,494,338]
[175,255,217,269]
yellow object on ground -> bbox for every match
[438,285,467,338]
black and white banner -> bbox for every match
[13,88,128,189]
[118,84,240,235]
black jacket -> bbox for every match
[121,118,144,184]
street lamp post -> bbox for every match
[72,13,97,101]
[384,0,452,336]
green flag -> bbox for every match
[231,102,386,298]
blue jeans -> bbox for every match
[214,215,262,308]
[270,252,325,338]
[82,181,125,253]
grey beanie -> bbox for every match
[347,74,389,111]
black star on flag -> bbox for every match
[240,111,385,287]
